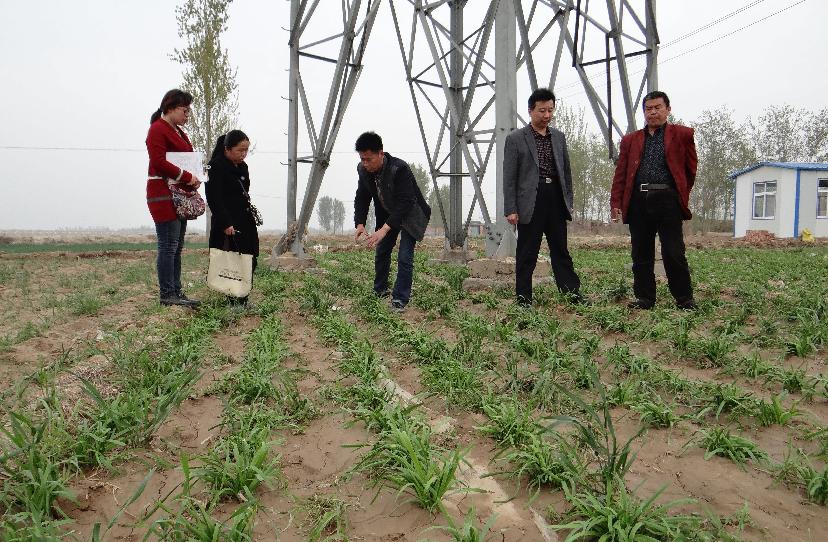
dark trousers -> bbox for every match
[627,190,693,304]
[374,227,416,305]
[155,218,187,299]
[516,181,580,303]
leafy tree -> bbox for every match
[428,183,450,223]
[691,107,756,225]
[752,105,811,162]
[409,162,432,202]
[555,104,614,222]
[317,195,334,232]
[171,0,239,157]
[804,108,828,162]
[332,199,346,234]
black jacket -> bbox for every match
[206,156,259,256]
[353,153,431,241]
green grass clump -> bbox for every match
[195,429,283,503]
[354,420,468,512]
[694,427,768,467]
[551,479,699,542]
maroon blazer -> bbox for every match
[610,123,697,222]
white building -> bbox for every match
[730,162,828,238]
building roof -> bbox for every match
[729,161,828,179]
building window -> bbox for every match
[818,179,828,218]
[752,181,776,219]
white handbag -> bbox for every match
[207,243,253,298]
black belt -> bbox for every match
[539,176,559,184]
[639,183,673,192]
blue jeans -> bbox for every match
[374,228,416,305]
[155,219,187,299]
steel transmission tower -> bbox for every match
[274,0,658,260]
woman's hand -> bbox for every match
[188,176,201,189]
[224,226,235,235]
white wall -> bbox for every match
[734,166,794,237]
[797,170,828,238]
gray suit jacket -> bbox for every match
[502,125,574,224]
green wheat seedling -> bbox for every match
[697,383,759,420]
[300,494,350,542]
[341,384,427,435]
[66,291,106,316]
[0,410,74,522]
[605,380,644,408]
[550,479,700,542]
[770,443,812,487]
[553,372,645,489]
[805,466,828,505]
[734,353,774,379]
[423,506,498,542]
[492,432,587,498]
[756,394,800,426]
[147,495,257,542]
[632,399,681,429]
[352,422,470,512]
[671,317,694,355]
[194,429,284,503]
[692,332,738,367]
[421,356,486,410]
[692,426,768,468]
[477,398,543,449]
[767,366,818,399]
[606,344,652,376]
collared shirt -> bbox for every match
[531,126,557,179]
[634,124,674,187]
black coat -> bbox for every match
[206,156,259,256]
[353,152,431,241]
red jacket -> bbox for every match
[145,119,195,223]
[610,123,697,222]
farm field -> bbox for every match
[1,237,827,541]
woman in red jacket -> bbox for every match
[146,89,202,307]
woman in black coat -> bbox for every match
[206,130,260,305]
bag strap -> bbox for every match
[222,234,242,253]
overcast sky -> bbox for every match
[0,0,824,232]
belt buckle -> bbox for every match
[543,177,552,184]
[640,183,649,192]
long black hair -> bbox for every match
[150,89,193,124]
[210,130,249,163]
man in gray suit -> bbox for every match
[503,88,582,307]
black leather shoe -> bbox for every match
[160,296,193,307]
[375,288,391,299]
[177,293,201,307]
[628,299,655,310]
[676,298,697,311]
[568,292,589,306]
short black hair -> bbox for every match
[355,131,383,152]
[528,88,556,110]
[642,90,670,109]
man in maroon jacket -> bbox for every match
[610,91,698,310]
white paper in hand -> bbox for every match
[166,152,204,180]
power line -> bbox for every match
[660,0,807,65]
[662,0,766,47]
[557,0,807,102]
